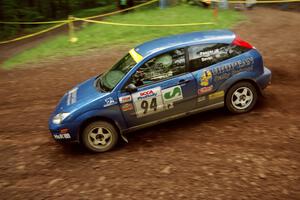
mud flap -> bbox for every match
[121,133,128,143]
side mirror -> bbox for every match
[125,83,137,93]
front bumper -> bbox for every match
[48,121,80,142]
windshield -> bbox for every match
[97,53,136,91]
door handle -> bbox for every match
[178,79,190,85]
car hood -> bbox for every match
[53,77,108,115]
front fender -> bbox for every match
[73,108,128,136]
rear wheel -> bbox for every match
[225,81,258,114]
[82,121,119,153]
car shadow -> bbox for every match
[122,108,229,148]
[58,97,271,155]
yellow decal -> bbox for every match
[129,49,143,63]
[209,91,224,100]
[200,70,213,87]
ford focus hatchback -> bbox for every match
[49,30,271,152]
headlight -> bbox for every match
[52,113,70,124]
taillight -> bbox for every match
[232,36,253,49]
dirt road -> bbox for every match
[0,7,299,200]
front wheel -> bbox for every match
[81,121,119,153]
[225,81,258,114]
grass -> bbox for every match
[2,4,245,69]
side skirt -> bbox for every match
[123,101,224,133]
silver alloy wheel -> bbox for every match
[87,127,112,149]
[231,86,253,110]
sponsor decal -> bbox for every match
[131,86,184,118]
[200,49,219,56]
[212,57,254,82]
[199,49,220,62]
[53,133,71,139]
[209,91,224,100]
[198,70,213,95]
[164,103,174,110]
[201,57,213,62]
[197,96,206,102]
[199,49,220,57]
[200,70,213,87]
[121,103,134,112]
[132,87,164,118]
[67,87,78,105]
[137,89,158,100]
[162,86,183,111]
[119,95,132,103]
[162,86,183,103]
[198,85,213,95]
[104,97,117,107]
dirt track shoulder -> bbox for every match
[0,7,299,200]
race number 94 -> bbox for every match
[141,98,157,114]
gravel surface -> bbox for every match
[0,7,299,200]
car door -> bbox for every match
[118,48,198,128]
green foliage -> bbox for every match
[2,5,245,69]
[72,4,116,18]
[0,0,115,39]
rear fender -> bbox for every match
[218,71,262,95]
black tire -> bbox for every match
[81,121,119,153]
[225,81,258,114]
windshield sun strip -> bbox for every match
[129,48,143,63]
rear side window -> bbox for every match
[188,43,249,71]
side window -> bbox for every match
[188,43,249,72]
[130,48,186,87]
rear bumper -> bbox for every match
[256,66,272,93]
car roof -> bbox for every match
[134,30,236,57]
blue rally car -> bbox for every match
[49,30,271,152]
